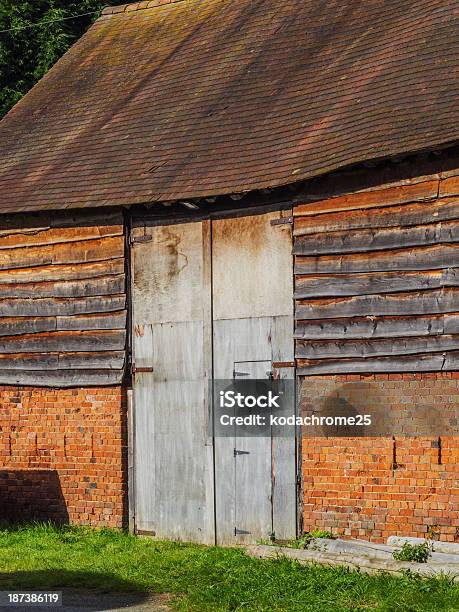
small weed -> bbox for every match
[288,530,335,549]
[393,542,432,563]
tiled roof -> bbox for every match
[0,0,457,213]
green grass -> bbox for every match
[0,524,458,611]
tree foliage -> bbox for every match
[0,0,120,119]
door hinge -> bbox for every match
[270,216,293,226]
[234,449,250,456]
[272,361,295,369]
[130,234,152,245]
[233,370,250,378]
[234,527,251,536]
[131,365,154,375]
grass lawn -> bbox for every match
[0,524,458,611]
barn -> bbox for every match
[0,0,458,544]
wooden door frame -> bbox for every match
[127,205,299,542]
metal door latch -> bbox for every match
[270,216,293,226]
[131,365,154,375]
[234,449,250,456]
[130,234,152,245]
[234,527,251,536]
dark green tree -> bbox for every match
[0,0,120,118]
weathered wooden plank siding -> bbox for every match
[0,210,126,386]
[294,159,459,374]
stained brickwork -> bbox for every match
[0,386,127,527]
[301,373,459,543]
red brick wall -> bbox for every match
[301,373,459,543]
[0,386,127,528]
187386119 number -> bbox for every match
[0,592,62,607]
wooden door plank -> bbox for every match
[132,221,214,544]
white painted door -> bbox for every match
[131,211,296,544]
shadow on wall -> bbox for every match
[300,381,455,437]
[0,470,69,525]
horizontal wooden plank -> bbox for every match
[0,236,123,271]
[293,219,459,256]
[440,176,459,197]
[0,330,125,353]
[294,313,459,340]
[294,269,459,298]
[294,180,438,217]
[297,351,459,375]
[0,369,124,387]
[0,209,123,233]
[296,334,459,359]
[56,311,127,332]
[59,351,125,370]
[0,294,126,317]
[0,258,125,284]
[295,288,458,320]
[294,244,459,274]
[0,224,123,250]
[0,274,125,299]
[0,311,127,337]
[293,197,459,236]
[0,351,125,370]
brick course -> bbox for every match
[301,373,459,543]
[0,386,127,528]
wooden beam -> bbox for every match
[297,351,455,375]
[0,330,126,353]
[0,225,123,250]
[294,269,459,298]
[294,313,459,340]
[295,288,458,320]
[440,176,459,198]
[0,294,126,317]
[296,334,459,359]
[293,220,459,256]
[0,236,124,271]
[294,244,459,274]
[0,351,125,370]
[0,369,124,387]
[0,259,125,284]
[294,180,438,217]
[0,311,127,337]
[293,197,459,236]
[0,275,125,299]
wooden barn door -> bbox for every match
[130,220,215,543]
[131,211,296,544]
[212,212,296,544]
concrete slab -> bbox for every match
[246,543,459,581]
